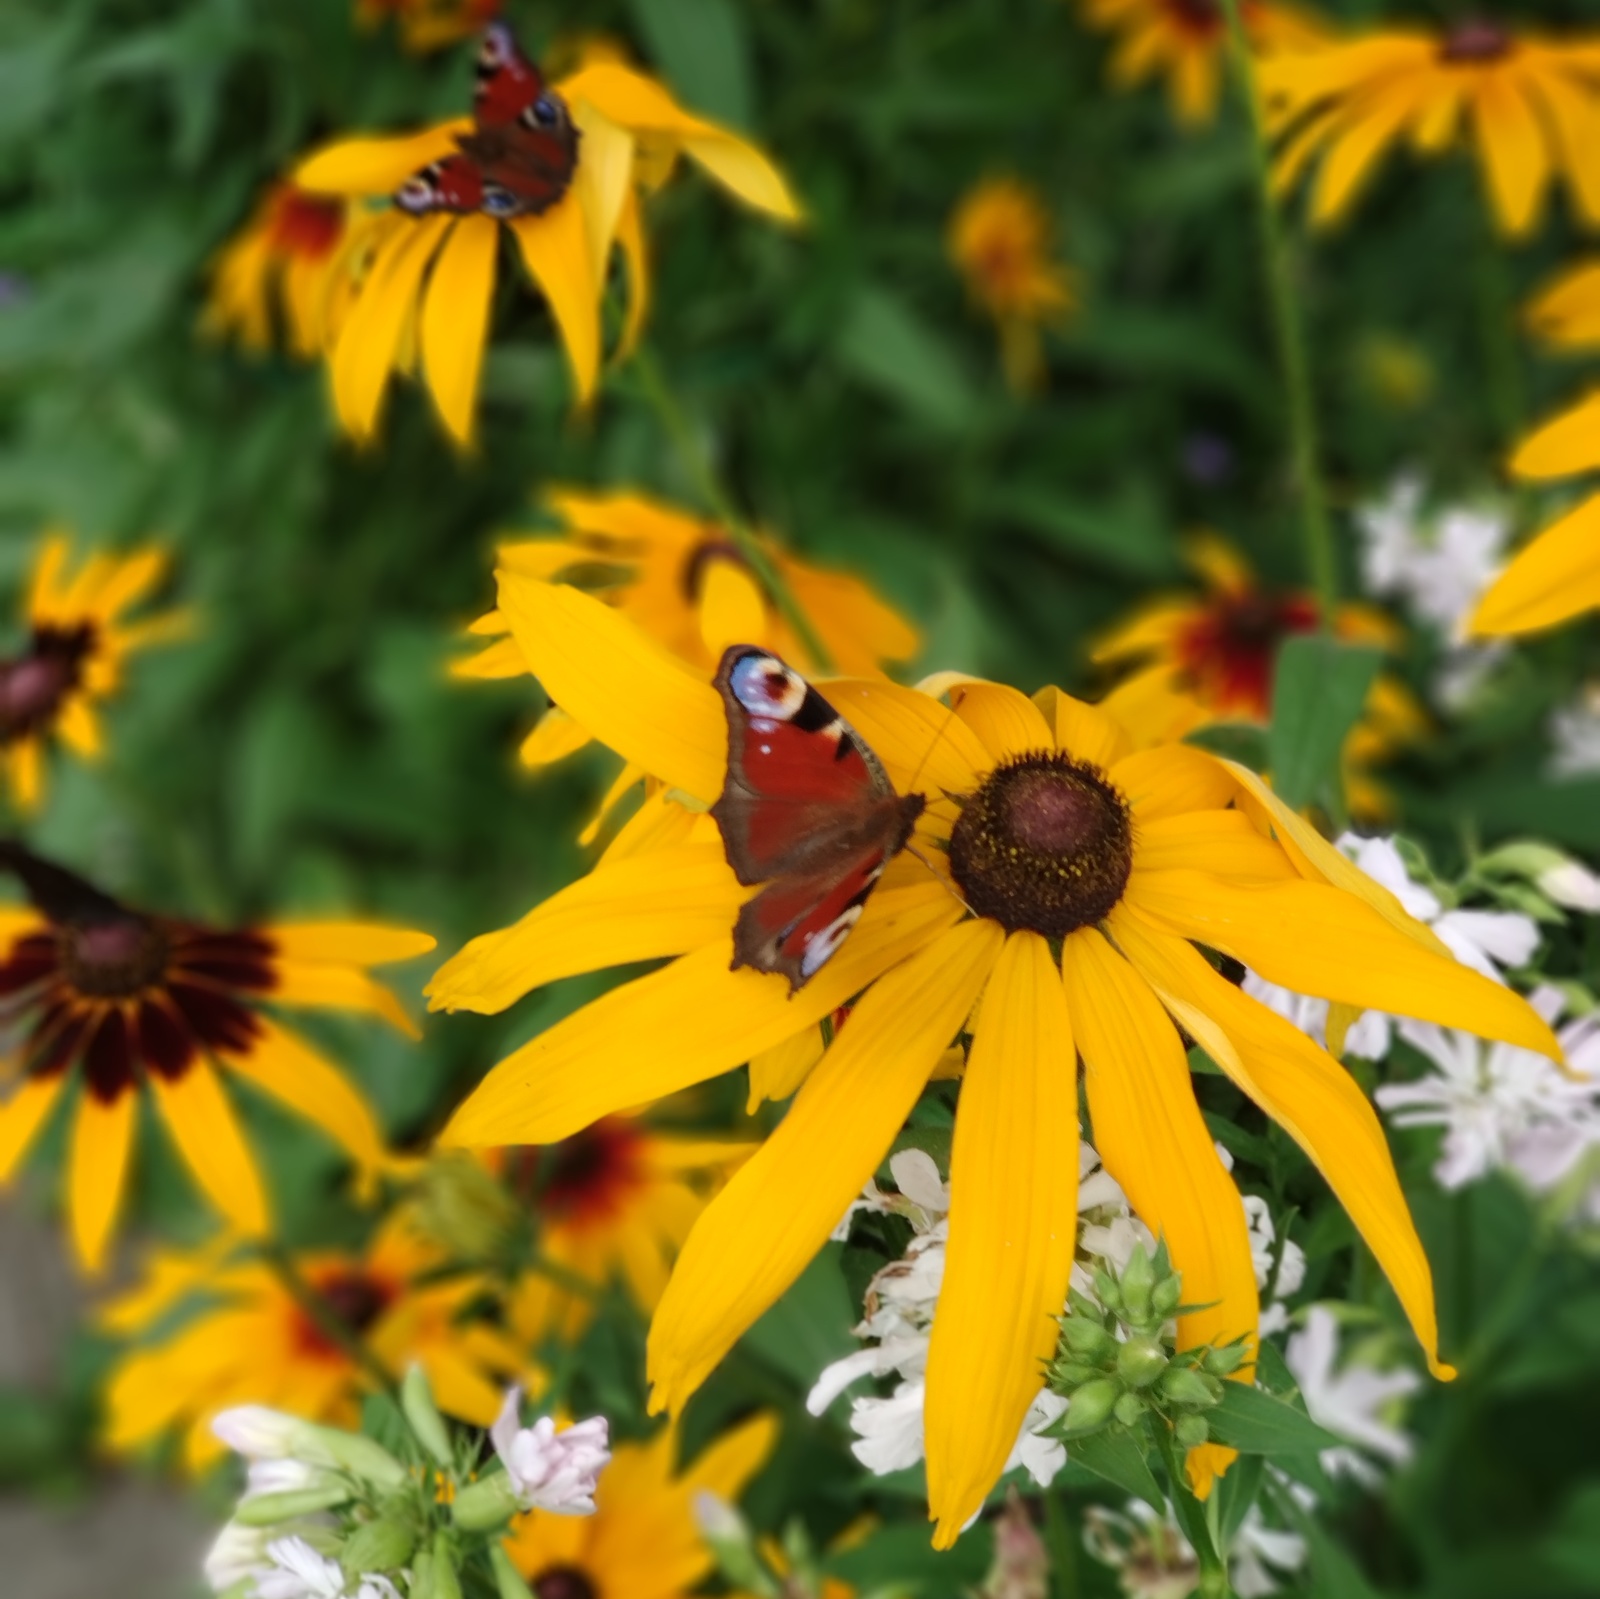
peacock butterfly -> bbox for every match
[711,646,927,992]
[394,22,579,220]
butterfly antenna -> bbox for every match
[903,837,976,918]
[902,693,966,800]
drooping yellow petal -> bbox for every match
[426,844,744,1015]
[697,558,768,659]
[269,958,420,1038]
[148,1063,270,1236]
[420,214,499,446]
[295,122,469,196]
[942,680,1055,764]
[1034,684,1134,770]
[442,883,962,1149]
[1467,492,1600,637]
[268,923,438,967]
[1510,392,1600,479]
[519,707,594,768]
[746,1026,824,1110]
[55,696,103,758]
[569,99,634,299]
[925,932,1078,1548]
[69,1087,138,1272]
[648,918,1003,1414]
[1309,78,1422,226]
[510,198,599,404]
[1111,907,1454,1378]
[0,1075,66,1180]
[615,188,650,361]
[495,574,725,801]
[1127,870,1563,1060]
[1473,74,1550,237]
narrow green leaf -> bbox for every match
[1206,1383,1342,1456]
[1268,636,1382,812]
[1067,1428,1167,1514]
[834,287,976,433]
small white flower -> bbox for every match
[1549,687,1600,780]
[1230,1506,1309,1598]
[205,1521,274,1593]
[1241,1194,1306,1337]
[1538,859,1600,913]
[1285,1307,1420,1487]
[490,1389,610,1515]
[253,1538,346,1599]
[212,1407,321,1463]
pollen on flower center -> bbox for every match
[948,751,1134,937]
[0,624,95,737]
[532,1566,599,1599]
[61,917,170,998]
[1439,20,1513,63]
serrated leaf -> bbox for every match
[1268,636,1383,812]
[1067,1428,1166,1514]
[1206,1382,1342,1456]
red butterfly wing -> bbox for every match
[394,155,486,216]
[711,647,926,991]
[472,21,545,127]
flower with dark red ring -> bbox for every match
[0,844,435,1271]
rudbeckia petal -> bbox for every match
[519,707,594,767]
[1467,491,1600,637]
[1131,812,1297,881]
[295,122,469,196]
[615,190,650,361]
[682,1411,780,1497]
[682,134,804,221]
[149,1061,270,1236]
[697,559,768,659]
[1061,927,1258,1361]
[510,199,600,404]
[220,1018,387,1173]
[0,1074,65,1180]
[1510,393,1600,479]
[570,101,634,296]
[269,958,420,1038]
[926,931,1078,1548]
[1309,78,1421,226]
[820,679,987,794]
[1127,870,1563,1059]
[421,213,498,446]
[426,844,743,1015]
[70,1087,138,1272]
[1034,684,1133,769]
[1111,907,1454,1378]
[747,1026,824,1110]
[268,923,438,966]
[942,680,1055,763]
[647,918,1003,1414]
[1113,744,1243,820]
[441,883,963,1149]
[496,574,725,802]
[1474,75,1550,236]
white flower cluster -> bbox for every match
[1084,1498,1307,1599]
[1549,684,1600,780]
[490,1387,611,1515]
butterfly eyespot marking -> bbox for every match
[394,169,440,213]
[478,23,514,70]
[524,93,566,130]
[482,185,520,217]
[729,654,807,721]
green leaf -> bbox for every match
[626,0,752,127]
[1205,1383,1343,1456]
[833,287,977,433]
[1067,1428,1167,1514]
[1184,722,1269,772]
[1267,636,1383,812]
[984,480,1178,580]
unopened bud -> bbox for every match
[341,1518,416,1578]
[430,1532,463,1599]
[1113,1392,1145,1429]
[1159,1366,1223,1409]
[1092,1269,1124,1314]
[1151,1274,1184,1318]
[1121,1246,1155,1322]
[1049,1359,1100,1390]
[1063,1378,1121,1434]
[1062,1317,1116,1362]
[402,1364,454,1467]
[1203,1340,1250,1378]
[1174,1414,1210,1448]
[306,1424,406,1491]
[451,1474,521,1533]
[1116,1334,1169,1389]
[489,1546,536,1599]
[233,1484,352,1527]
[1067,1287,1102,1321]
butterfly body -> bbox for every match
[711,647,926,992]
[394,22,579,220]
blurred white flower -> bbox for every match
[490,1389,610,1515]
[1084,1499,1306,1599]
[1286,1307,1421,1488]
[1550,687,1600,780]
[205,1522,275,1593]
[1242,1194,1306,1337]
[1538,859,1600,912]
[212,1407,320,1462]
[225,1537,399,1599]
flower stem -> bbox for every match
[259,1241,397,1396]
[1218,0,1337,630]
[628,344,835,672]
[1043,1488,1080,1598]
[1153,1424,1236,1599]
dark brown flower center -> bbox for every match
[948,752,1133,937]
[681,535,758,604]
[61,916,170,998]
[1164,0,1224,38]
[1439,20,1512,63]
[295,1268,395,1359]
[533,1567,599,1599]
[0,624,95,740]
[503,1117,645,1227]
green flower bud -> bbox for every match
[451,1473,522,1533]
[411,1550,436,1599]
[1159,1366,1224,1409]
[1151,1274,1184,1318]
[489,1546,536,1599]
[1062,1317,1117,1362]
[1092,1269,1124,1314]
[1063,1378,1121,1435]
[1174,1414,1210,1449]
[305,1425,406,1491]
[341,1518,416,1578]
[233,1484,353,1527]
[1067,1287,1102,1322]
[401,1364,454,1467]
[1203,1340,1250,1378]
[1116,1334,1169,1389]
[1113,1392,1146,1429]
[430,1532,463,1599]
[1048,1359,1100,1391]
[1121,1246,1155,1323]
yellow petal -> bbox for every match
[268,923,438,967]
[647,917,1003,1413]
[1309,78,1422,227]
[1525,70,1600,228]
[270,958,420,1038]
[69,1086,138,1273]
[56,695,103,758]
[1113,907,1454,1377]
[1509,392,1600,480]
[1111,744,1237,820]
[421,214,498,446]
[442,883,963,1149]
[149,1062,270,1236]
[943,680,1055,763]
[1473,74,1550,236]
[569,100,634,301]
[1131,812,1297,882]
[510,198,599,405]
[426,844,743,1015]
[1061,927,1258,1361]
[221,1019,387,1172]
[1034,684,1134,769]
[0,1074,66,1181]
[1467,492,1600,637]
[576,761,645,846]
[682,132,804,221]
[295,122,469,196]
[1127,870,1563,1059]
[681,1410,780,1498]
[925,932,1078,1548]
[614,189,651,361]
[697,558,768,659]
[747,1027,824,1110]
[495,573,725,801]
[519,707,594,767]
[819,679,987,796]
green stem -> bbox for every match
[1217,0,1337,630]
[1043,1488,1080,1599]
[1153,1425,1235,1599]
[629,344,835,672]
[259,1242,397,1396]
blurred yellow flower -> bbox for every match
[430,577,1561,1542]
[1075,0,1326,127]
[293,35,801,446]
[1094,535,1421,819]
[354,0,498,54]
[947,176,1073,392]
[0,845,433,1271]
[1262,22,1600,236]
[1527,259,1600,351]
[1,534,184,811]
[102,1217,527,1471]
[456,488,919,800]
[502,1412,775,1597]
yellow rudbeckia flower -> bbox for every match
[102,1217,529,1471]
[502,1412,775,1598]
[1261,21,1600,236]
[293,41,801,446]
[1073,0,1327,127]
[354,0,498,54]
[1,533,186,811]
[947,176,1074,393]
[0,845,433,1271]
[429,576,1560,1545]
[456,487,919,790]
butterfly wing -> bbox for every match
[394,155,487,216]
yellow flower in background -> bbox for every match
[492,1116,753,1345]
[502,1411,775,1597]
[430,577,1561,1544]
[0,844,433,1271]
[1526,259,1600,351]
[1093,535,1421,819]
[293,34,801,446]
[1,534,185,811]
[1262,22,1600,236]
[947,176,1073,392]
[1074,0,1326,127]
[456,488,919,802]
[354,0,499,54]
[102,1217,528,1471]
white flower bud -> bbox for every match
[489,1388,610,1514]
